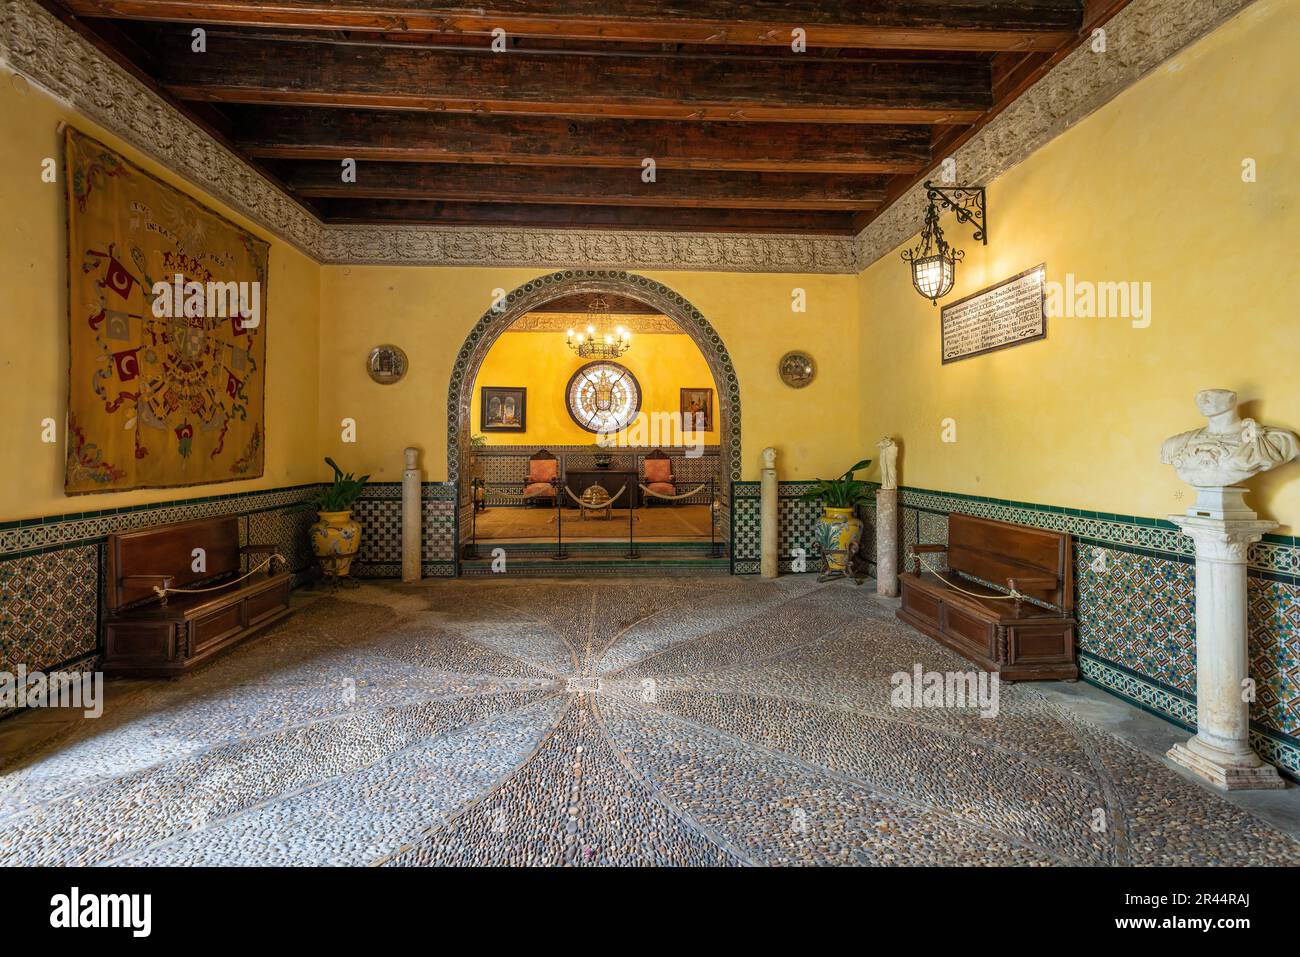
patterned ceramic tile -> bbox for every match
[0,545,98,675]
[1076,544,1196,694]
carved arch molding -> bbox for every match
[447,270,742,545]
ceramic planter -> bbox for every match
[310,509,362,577]
[815,506,863,573]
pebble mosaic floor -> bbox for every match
[2,576,1299,867]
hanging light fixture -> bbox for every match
[901,181,988,305]
[564,295,632,359]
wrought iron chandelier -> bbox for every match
[901,181,988,305]
[565,295,633,359]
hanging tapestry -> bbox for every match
[63,128,269,494]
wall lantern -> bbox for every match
[901,181,988,305]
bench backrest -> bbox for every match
[106,515,241,611]
[947,513,1073,611]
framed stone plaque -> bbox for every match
[940,264,1046,364]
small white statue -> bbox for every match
[762,446,777,471]
[404,446,420,471]
[1160,389,1298,487]
[876,436,899,490]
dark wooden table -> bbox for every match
[564,469,639,508]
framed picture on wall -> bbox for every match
[680,387,713,431]
[481,386,527,432]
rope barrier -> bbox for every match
[915,554,1023,602]
[153,554,285,599]
[638,482,710,501]
[564,484,626,509]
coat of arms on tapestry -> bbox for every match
[63,128,269,493]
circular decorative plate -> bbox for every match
[778,351,816,388]
[565,361,642,434]
[367,344,408,384]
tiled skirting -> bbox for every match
[0,484,319,682]
[730,481,825,575]
[348,482,458,579]
[0,481,460,683]
[874,484,1300,780]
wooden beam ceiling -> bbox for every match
[58,1,1082,51]
[156,32,992,124]
[277,161,888,210]
[42,1,1117,235]
[231,108,932,174]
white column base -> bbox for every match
[1167,738,1285,790]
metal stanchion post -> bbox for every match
[626,480,638,559]
[465,478,481,560]
[553,477,569,560]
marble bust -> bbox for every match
[1160,389,1298,487]
[876,436,899,490]
[762,446,776,470]
[404,446,420,471]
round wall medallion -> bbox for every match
[778,351,816,388]
[367,344,408,384]
[565,361,642,434]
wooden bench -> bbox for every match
[896,513,1078,681]
[103,516,292,678]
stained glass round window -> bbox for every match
[565,361,642,434]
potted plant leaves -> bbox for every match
[799,459,872,575]
[306,457,370,579]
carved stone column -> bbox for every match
[760,447,778,578]
[402,447,422,583]
[875,489,899,597]
[1165,510,1282,789]
[875,435,900,596]
[1158,389,1298,789]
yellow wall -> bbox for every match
[319,268,860,482]
[0,74,321,521]
[858,0,1300,531]
[471,330,719,446]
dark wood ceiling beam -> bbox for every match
[279,161,888,210]
[232,108,931,174]
[320,198,855,233]
[157,35,991,123]
[61,1,1082,51]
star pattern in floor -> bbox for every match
[2,576,1298,866]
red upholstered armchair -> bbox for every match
[643,450,676,506]
[522,449,558,507]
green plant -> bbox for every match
[306,457,370,512]
[470,433,488,449]
[799,459,873,509]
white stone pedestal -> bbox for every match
[875,488,899,597]
[402,447,422,583]
[760,449,778,579]
[1165,507,1283,790]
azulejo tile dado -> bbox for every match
[0,544,98,676]
[895,484,1300,780]
[0,485,319,559]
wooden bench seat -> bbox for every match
[896,513,1078,681]
[103,516,292,678]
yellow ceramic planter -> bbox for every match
[310,509,362,577]
[815,506,864,573]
